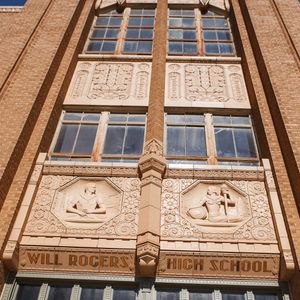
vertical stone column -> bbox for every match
[137,0,168,277]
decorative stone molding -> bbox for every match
[65,62,151,106]
[144,139,163,157]
[43,161,138,177]
[165,63,250,109]
[165,166,264,181]
[161,179,276,243]
[0,6,22,12]
[23,176,141,239]
[137,242,160,277]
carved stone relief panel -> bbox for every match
[65,62,151,106]
[23,176,140,238]
[165,63,250,109]
[161,179,276,242]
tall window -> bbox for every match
[86,8,155,55]
[165,114,259,166]
[50,112,146,162]
[168,8,235,55]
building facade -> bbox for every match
[0,0,299,299]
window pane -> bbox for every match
[214,128,235,157]
[186,115,204,123]
[82,113,101,121]
[183,42,197,53]
[186,127,206,156]
[92,28,106,38]
[231,116,250,125]
[64,112,82,121]
[137,41,152,53]
[124,126,145,154]
[213,116,231,124]
[157,291,180,300]
[128,17,141,26]
[203,30,217,40]
[166,115,186,123]
[123,41,137,52]
[101,41,117,52]
[16,285,40,300]
[109,17,122,26]
[189,291,212,300]
[103,126,125,154]
[183,30,196,39]
[255,294,279,300]
[205,42,220,54]
[140,29,153,39]
[217,30,231,40]
[96,17,109,26]
[126,28,140,39]
[142,17,154,26]
[233,128,257,157]
[219,43,234,54]
[169,29,183,39]
[113,288,136,300]
[110,114,128,122]
[73,124,97,154]
[169,18,182,27]
[48,286,72,300]
[169,42,183,53]
[106,28,119,38]
[80,287,104,300]
[54,124,78,153]
[182,17,195,27]
[87,41,102,51]
[128,115,146,122]
[167,127,185,155]
[222,293,245,300]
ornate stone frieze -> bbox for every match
[165,63,250,109]
[161,179,276,242]
[24,176,140,238]
[65,62,151,106]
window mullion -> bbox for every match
[205,113,216,165]
[95,112,110,162]
[195,8,203,55]
[116,7,129,54]
[37,284,49,300]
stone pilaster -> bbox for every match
[136,0,168,276]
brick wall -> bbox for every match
[0,0,94,292]
[231,0,300,297]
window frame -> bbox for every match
[165,113,259,166]
[49,111,147,163]
[85,7,156,55]
[167,7,236,56]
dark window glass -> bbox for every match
[54,124,79,153]
[157,291,180,300]
[0,0,27,5]
[103,114,145,159]
[16,285,40,300]
[80,287,104,300]
[255,294,279,300]
[48,286,72,300]
[222,294,245,300]
[113,288,137,300]
[189,291,213,300]
[73,125,98,154]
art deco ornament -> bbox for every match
[199,0,210,14]
[116,0,126,13]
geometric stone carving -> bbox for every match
[165,63,250,109]
[24,176,141,237]
[161,179,276,242]
[65,61,151,106]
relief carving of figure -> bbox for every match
[187,185,242,223]
[66,183,106,222]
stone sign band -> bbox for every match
[19,247,279,279]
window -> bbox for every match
[50,112,146,162]
[102,113,146,162]
[0,0,26,5]
[168,8,235,55]
[8,282,289,300]
[165,114,259,166]
[86,8,155,55]
[123,8,155,54]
